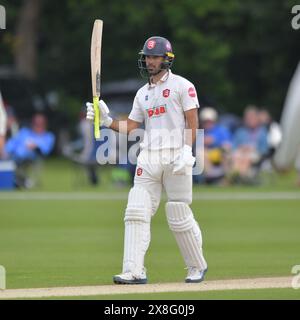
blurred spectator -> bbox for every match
[195,107,232,184]
[258,108,282,153]
[63,109,99,185]
[5,104,19,139]
[231,106,268,182]
[219,113,242,135]
[4,113,55,188]
[0,92,7,157]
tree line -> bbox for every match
[0,0,299,119]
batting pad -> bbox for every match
[166,202,207,270]
[122,186,152,275]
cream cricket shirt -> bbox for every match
[129,71,200,150]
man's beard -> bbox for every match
[147,66,163,76]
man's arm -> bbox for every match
[184,108,199,147]
[109,118,141,134]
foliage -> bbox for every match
[1,0,299,119]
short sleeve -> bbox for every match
[180,81,200,112]
[128,95,144,123]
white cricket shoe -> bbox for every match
[113,269,147,285]
[185,267,207,283]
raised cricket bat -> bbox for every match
[91,19,103,139]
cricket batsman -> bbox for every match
[86,36,207,284]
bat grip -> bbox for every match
[93,96,101,139]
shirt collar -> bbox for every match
[148,70,172,89]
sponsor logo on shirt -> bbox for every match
[188,87,196,98]
[162,89,170,98]
[147,104,167,118]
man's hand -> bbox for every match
[86,99,113,128]
[173,145,195,175]
[26,141,37,150]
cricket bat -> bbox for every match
[91,19,103,139]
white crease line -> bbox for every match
[0,276,293,299]
[0,192,300,201]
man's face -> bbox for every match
[145,55,164,75]
[258,110,271,125]
[32,114,47,134]
[202,120,215,130]
[244,110,259,129]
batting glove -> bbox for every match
[86,100,113,128]
[173,145,195,175]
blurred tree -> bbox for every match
[15,0,42,80]
[0,0,299,120]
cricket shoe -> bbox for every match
[113,269,147,285]
[185,267,208,283]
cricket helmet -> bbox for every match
[138,36,175,78]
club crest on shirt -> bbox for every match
[136,167,143,176]
[163,89,170,98]
[147,104,167,118]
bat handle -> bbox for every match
[93,96,101,139]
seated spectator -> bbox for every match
[63,109,100,186]
[258,108,282,155]
[196,107,232,184]
[5,104,19,139]
[231,106,268,182]
[4,113,55,188]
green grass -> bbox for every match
[1,158,300,299]
[1,199,300,289]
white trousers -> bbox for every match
[121,148,207,275]
[134,148,193,215]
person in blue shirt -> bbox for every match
[201,108,232,150]
[196,107,232,183]
[5,113,55,188]
[5,113,55,163]
[231,106,268,181]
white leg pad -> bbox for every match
[166,202,207,270]
[122,186,152,275]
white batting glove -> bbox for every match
[86,100,113,128]
[173,145,195,175]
